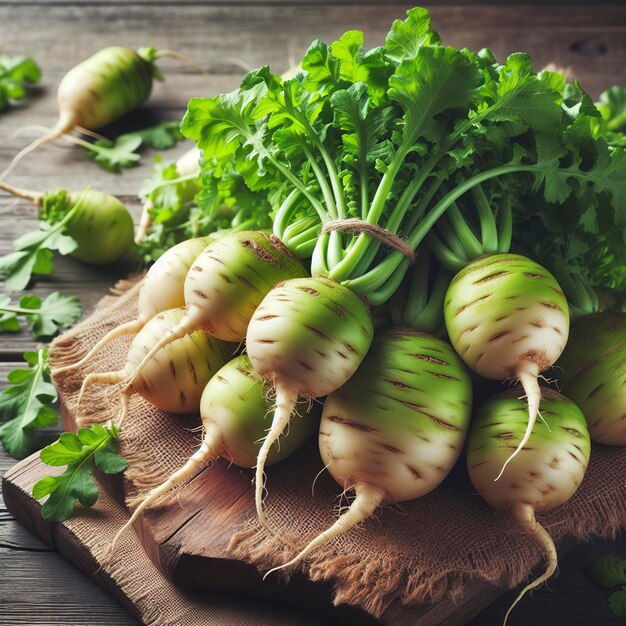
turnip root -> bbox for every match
[110,355,317,551]
[135,146,202,244]
[264,328,471,576]
[246,275,374,524]
[124,230,306,390]
[77,308,228,424]
[0,182,134,266]
[558,311,626,445]
[1,46,201,180]
[467,388,590,624]
[444,254,569,479]
[54,236,213,374]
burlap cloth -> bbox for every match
[50,277,626,621]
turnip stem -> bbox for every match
[494,361,541,481]
[53,319,144,375]
[109,427,222,553]
[255,383,298,527]
[504,503,557,626]
[263,483,385,579]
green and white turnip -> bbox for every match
[0,181,134,266]
[1,46,201,179]
[264,328,471,576]
[54,236,212,374]
[77,307,228,424]
[124,230,307,391]
[558,311,626,445]
[110,354,317,551]
[246,275,374,525]
[467,388,590,625]
[445,254,570,479]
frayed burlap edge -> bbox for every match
[230,452,626,619]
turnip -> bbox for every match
[264,327,471,576]
[135,146,202,244]
[54,236,213,374]
[110,354,317,551]
[444,253,570,478]
[557,311,626,445]
[124,230,307,392]
[1,46,201,179]
[467,388,590,624]
[77,307,228,424]
[0,181,134,266]
[246,275,374,524]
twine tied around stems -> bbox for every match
[321,218,416,263]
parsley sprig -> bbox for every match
[0,291,81,339]
[33,422,127,522]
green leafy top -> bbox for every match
[136,155,271,264]
[181,7,626,305]
[594,85,626,147]
[0,349,57,459]
[32,422,127,522]
[0,291,82,339]
[0,54,41,111]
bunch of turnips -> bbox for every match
[11,6,623,624]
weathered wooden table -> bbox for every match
[0,1,624,624]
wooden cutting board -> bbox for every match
[1,403,507,626]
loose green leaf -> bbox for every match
[33,422,127,521]
[609,588,626,618]
[0,291,81,339]
[131,121,184,150]
[588,555,626,589]
[0,54,41,111]
[0,349,58,459]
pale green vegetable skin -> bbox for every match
[54,236,212,375]
[56,47,154,132]
[264,329,472,576]
[78,307,229,422]
[123,231,307,401]
[445,253,570,478]
[558,312,626,445]
[467,388,590,625]
[247,275,374,525]
[110,355,317,551]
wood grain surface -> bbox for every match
[0,2,625,625]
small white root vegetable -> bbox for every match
[444,254,570,479]
[246,275,374,527]
[54,236,212,374]
[123,230,307,390]
[264,328,472,577]
[77,307,228,424]
[109,355,317,552]
[466,388,590,625]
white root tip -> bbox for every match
[263,483,385,581]
[0,122,72,182]
[155,50,206,74]
[115,391,131,429]
[254,384,298,534]
[495,361,541,481]
[53,319,144,375]
[109,431,220,555]
[504,504,558,626]
[76,370,125,412]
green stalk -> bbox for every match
[472,184,498,251]
[497,195,513,253]
[427,231,468,272]
[446,203,484,260]
[302,145,338,219]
